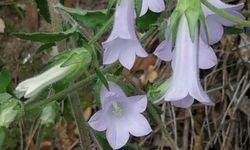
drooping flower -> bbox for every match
[88,82,152,149]
[154,0,244,108]
[102,0,148,70]
[163,15,214,108]
[140,0,165,16]
[155,0,244,69]
[16,48,91,98]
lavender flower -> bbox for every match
[163,15,214,108]
[140,0,165,16]
[88,82,152,149]
[154,0,244,108]
[201,0,244,45]
[155,0,244,69]
[102,0,148,70]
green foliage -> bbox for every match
[0,67,11,93]
[40,101,60,127]
[36,43,56,54]
[224,26,243,34]
[95,67,110,91]
[12,25,77,43]
[135,0,142,17]
[137,12,160,32]
[0,128,5,149]
[34,0,51,23]
[56,4,110,30]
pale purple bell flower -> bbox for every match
[159,15,214,108]
[140,0,165,16]
[201,0,245,45]
[102,0,148,70]
[155,0,244,70]
[88,82,152,149]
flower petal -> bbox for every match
[127,113,152,137]
[106,0,136,42]
[148,0,165,14]
[127,95,147,113]
[88,110,107,131]
[140,0,149,16]
[102,42,120,65]
[100,82,127,108]
[199,39,218,69]
[118,41,136,70]
[201,16,224,45]
[106,124,130,149]
[154,40,173,61]
[202,0,244,17]
[171,95,194,108]
[140,0,165,16]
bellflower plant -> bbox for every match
[16,48,92,98]
[155,0,244,69]
[140,0,165,16]
[102,0,148,70]
[88,82,152,149]
[153,0,244,108]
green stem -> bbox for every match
[201,0,250,27]
[69,92,91,150]
[88,16,114,45]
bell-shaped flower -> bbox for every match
[201,0,245,45]
[155,0,244,70]
[88,82,152,149]
[16,48,92,98]
[140,0,165,16]
[102,0,148,70]
[162,15,214,108]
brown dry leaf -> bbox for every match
[133,54,157,71]
[140,65,158,85]
[0,18,5,33]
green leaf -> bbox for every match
[136,12,160,32]
[107,0,117,14]
[135,0,142,17]
[36,43,55,54]
[34,0,51,23]
[224,26,243,35]
[56,4,110,29]
[95,67,109,90]
[12,25,77,43]
[0,128,5,149]
[0,67,10,93]
[0,93,12,103]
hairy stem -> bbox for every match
[68,92,91,150]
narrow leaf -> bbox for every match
[12,25,77,43]
[95,67,109,90]
[0,67,10,93]
[34,0,51,23]
[36,43,55,54]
